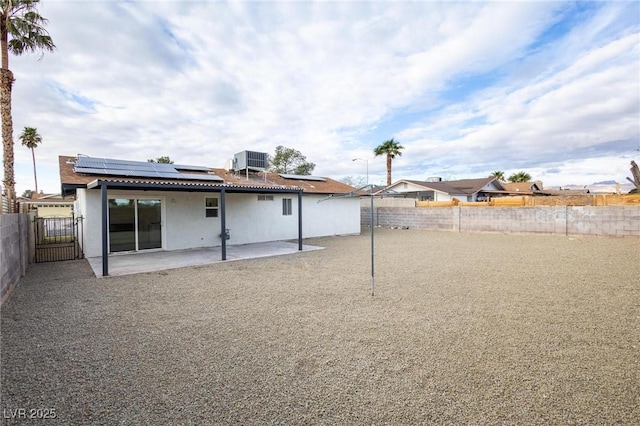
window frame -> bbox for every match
[282,198,293,216]
[205,196,219,218]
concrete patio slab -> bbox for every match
[86,241,324,277]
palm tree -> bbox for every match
[1,0,54,212]
[507,171,532,183]
[490,171,505,181]
[19,126,41,192]
[374,138,404,186]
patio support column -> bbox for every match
[100,182,109,277]
[220,188,226,261]
[298,191,302,251]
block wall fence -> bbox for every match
[1,214,29,306]
[360,206,640,238]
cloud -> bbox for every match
[7,1,639,195]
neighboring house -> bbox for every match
[19,193,74,217]
[378,177,507,202]
[502,181,543,195]
[59,153,360,275]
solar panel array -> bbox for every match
[75,156,224,182]
[279,174,326,182]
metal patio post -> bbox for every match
[298,191,303,251]
[221,188,226,261]
[101,182,109,276]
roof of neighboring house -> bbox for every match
[502,182,542,193]
[59,155,354,195]
[386,177,502,195]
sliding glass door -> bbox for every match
[109,198,162,253]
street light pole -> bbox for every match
[352,158,369,185]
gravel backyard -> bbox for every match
[1,229,639,424]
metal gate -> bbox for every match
[33,215,84,263]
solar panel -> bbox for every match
[75,156,224,183]
[75,167,108,175]
[157,172,180,179]
[77,160,108,169]
[154,163,176,172]
[173,164,211,172]
[279,174,326,182]
[129,164,159,172]
[178,173,224,182]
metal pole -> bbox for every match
[370,186,374,296]
[220,188,226,260]
[101,182,109,276]
[298,191,303,251]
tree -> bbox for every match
[269,145,315,175]
[490,171,505,181]
[340,175,367,188]
[626,160,639,191]
[374,138,404,186]
[21,188,32,198]
[148,156,173,164]
[19,126,40,192]
[507,171,532,183]
[1,0,55,213]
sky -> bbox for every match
[9,0,640,195]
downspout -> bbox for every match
[220,188,226,260]
[101,182,109,276]
[298,191,303,251]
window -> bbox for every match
[205,197,219,217]
[258,195,274,201]
[282,198,292,216]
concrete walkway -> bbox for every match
[86,241,324,277]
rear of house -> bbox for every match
[60,155,360,260]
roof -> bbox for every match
[390,177,502,195]
[59,155,354,195]
[502,182,542,193]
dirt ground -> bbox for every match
[1,229,639,424]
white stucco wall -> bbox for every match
[75,188,122,258]
[301,194,360,237]
[77,189,360,257]
[218,193,360,244]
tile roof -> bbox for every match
[59,156,354,195]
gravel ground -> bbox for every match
[1,229,639,425]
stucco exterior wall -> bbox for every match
[76,189,360,257]
[301,194,361,238]
[362,206,639,237]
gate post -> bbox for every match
[28,215,36,263]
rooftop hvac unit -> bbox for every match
[234,151,268,171]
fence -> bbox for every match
[361,205,639,238]
[1,214,29,306]
[415,194,640,208]
[33,215,84,263]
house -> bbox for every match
[502,181,543,195]
[59,153,360,276]
[19,192,74,217]
[378,177,507,202]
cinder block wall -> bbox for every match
[361,206,639,237]
[1,214,29,305]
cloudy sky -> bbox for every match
[10,0,640,195]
